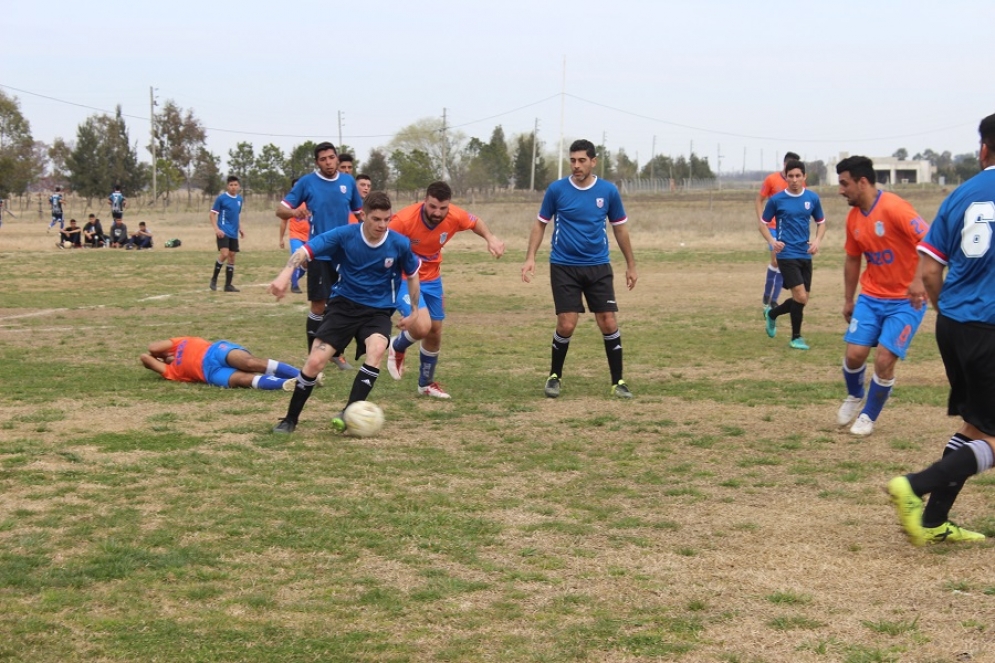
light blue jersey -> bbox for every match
[282,171,363,262]
[50,193,63,215]
[109,191,125,214]
[918,167,995,324]
[305,224,420,310]
[538,175,627,266]
[762,189,825,260]
[211,192,243,239]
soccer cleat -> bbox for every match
[418,382,451,399]
[273,418,296,434]
[923,521,986,544]
[331,412,347,433]
[331,355,353,371]
[789,337,810,350]
[209,279,217,291]
[386,337,405,380]
[291,286,303,294]
[611,380,634,399]
[850,413,875,436]
[837,395,864,425]
[281,378,297,392]
[544,374,561,398]
[887,476,926,546]
[764,306,776,338]
[224,284,240,292]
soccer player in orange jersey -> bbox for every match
[836,156,930,436]
[279,179,310,294]
[755,152,799,308]
[385,181,505,398]
[140,337,305,389]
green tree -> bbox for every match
[512,132,547,190]
[390,149,438,193]
[389,117,465,180]
[596,144,616,180]
[0,90,37,198]
[483,125,512,189]
[615,148,638,180]
[640,154,675,179]
[48,137,72,186]
[285,141,317,182]
[191,148,223,197]
[153,100,207,203]
[254,143,287,197]
[953,152,980,182]
[462,138,490,192]
[66,107,147,203]
[156,157,184,201]
[364,148,390,191]
[227,142,255,189]
[893,147,908,161]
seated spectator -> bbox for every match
[59,219,82,248]
[108,218,129,247]
[83,214,105,248]
[129,221,153,249]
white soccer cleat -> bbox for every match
[417,382,451,399]
[837,395,863,426]
[387,337,405,381]
[850,413,875,436]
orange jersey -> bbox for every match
[288,202,309,242]
[162,337,210,383]
[760,172,789,228]
[845,191,929,299]
[388,202,478,282]
[348,212,360,225]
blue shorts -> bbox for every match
[202,340,245,387]
[843,294,925,359]
[289,238,305,254]
[396,278,444,320]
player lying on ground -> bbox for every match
[140,337,307,390]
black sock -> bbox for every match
[212,261,223,281]
[284,372,317,423]
[306,313,322,353]
[789,300,805,339]
[551,332,571,377]
[225,264,235,287]
[603,329,623,384]
[769,299,792,320]
[909,445,980,498]
[347,364,379,404]
[922,434,973,527]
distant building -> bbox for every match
[826,153,932,186]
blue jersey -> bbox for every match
[50,194,63,215]
[762,189,825,260]
[211,192,243,238]
[305,224,420,309]
[538,176,628,266]
[282,171,363,262]
[917,167,995,324]
[109,192,125,213]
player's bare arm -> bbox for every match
[842,253,861,321]
[472,220,506,259]
[808,222,827,255]
[611,223,638,290]
[398,272,422,331]
[278,217,288,249]
[917,254,945,311]
[521,219,547,283]
[907,253,927,309]
[269,248,310,300]
[210,210,224,238]
[754,190,767,223]
[757,216,779,249]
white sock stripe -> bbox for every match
[603,330,621,341]
[871,373,895,388]
[308,313,323,322]
[842,361,866,374]
[251,375,261,388]
[266,359,278,376]
[945,438,967,453]
[359,366,379,378]
[968,440,995,473]
[297,374,317,387]
[402,330,415,343]
[553,333,571,344]
[420,348,440,358]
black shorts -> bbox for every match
[112,211,123,220]
[550,263,618,315]
[315,297,393,360]
[307,260,340,303]
[52,212,64,222]
[216,236,239,252]
[936,313,995,435]
[777,258,813,292]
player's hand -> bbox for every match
[842,301,855,323]
[807,240,821,255]
[772,241,785,253]
[488,238,506,259]
[268,280,289,301]
[215,228,225,238]
[625,265,638,290]
[239,228,245,239]
[397,311,418,332]
[292,206,308,219]
[908,278,928,310]
[521,258,535,283]
[279,239,285,249]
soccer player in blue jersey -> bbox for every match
[277,142,364,370]
[268,191,426,434]
[210,176,245,292]
[887,113,995,547]
[521,138,638,399]
[758,160,827,350]
[108,184,126,222]
[47,186,65,231]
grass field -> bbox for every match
[2,189,994,662]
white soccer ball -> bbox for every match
[343,400,384,438]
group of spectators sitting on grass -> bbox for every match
[59,215,152,250]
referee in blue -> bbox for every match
[521,138,637,399]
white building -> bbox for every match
[826,153,932,186]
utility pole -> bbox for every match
[150,86,158,206]
[530,118,539,191]
[337,111,343,148]
[743,147,747,175]
[716,143,724,190]
[689,140,694,179]
[558,56,565,179]
[441,107,448,180]
[600,130,607,178]
[650,135,656,180]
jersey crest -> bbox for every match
[439,232,448,245]
[596,197,605,208]
[384,257,394,268]
[340,185,347,194]
[804,201,811,210]
[875,221,885,237]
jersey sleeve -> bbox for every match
[452,206,478,232]
[282,178,305,209]
[537,187,557,223]
[305,226,342,260]
[762,197,777,224]
[211,195,222,214]
[918,197,955,265]
[812,195,826,223]
[843,211,861,257]
[401,242,421,277]
[607,187,628,225]
[759,174,775,198]
[349,180,363,214]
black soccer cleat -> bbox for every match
[273,418,296,434]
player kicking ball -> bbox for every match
[268,192,428,434]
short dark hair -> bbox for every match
[363,191,392,214]
[139,221,146,227]
[55,186,62,191]
[88,213,96,218]
[784,159,806,175]
[783,152,800,163]
[313,141,337,160]
[836,156,876,184]
[425,181,452,202]
[569,139,597,159]
[355,173,371,183]
[337,153,354,164]
[69,218,77,224]
[980,113,995,154]
[227,175,240,184]
[114,184,122,191]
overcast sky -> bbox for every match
[3,0,993,175]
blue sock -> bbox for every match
[266,360,299,379]
[763,266,776,305]
[862,373,894,421]
[393,330,416,353]
[771,269,783,303]
[252,375,288,390]
[418,348,439,387]
[843,361,866,399]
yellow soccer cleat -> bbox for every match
[923,521,986,544]
[887,476,926,547]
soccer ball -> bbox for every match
[343,400,384,438]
